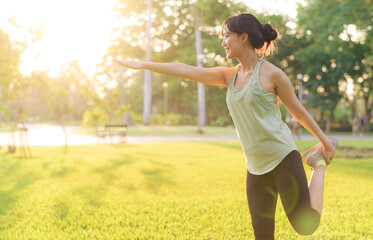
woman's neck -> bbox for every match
[237,49,259,73]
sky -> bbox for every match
[0,0,305,78]
[244,0,305,19]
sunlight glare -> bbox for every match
[346,78,354,96]
[243,0,306,19]
[0,0,308,78]
[0,0,119,77]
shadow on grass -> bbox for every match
[72,185,107,208]
[110,157,135,167]
[54,199,69,220]
[51,166,76,177]
[47,149,77,178]
[140,167,174,193]
[0,154,22,177]
[92,156,135,185]
[93,156,135,173]
[0,154,40,215]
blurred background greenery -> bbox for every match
[0,0,372,134]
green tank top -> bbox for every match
[226,58,298,175]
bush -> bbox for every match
[82,107,108,128]
[210,115,233,127]
[331,122,352,132]
[130,112,198,125]
[131,112,143,124]
[166,113,197,125]
[151,114,165,125]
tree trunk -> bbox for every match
[60,116,68,150]
[350,98,357,119]
[363,95,372,132]
[330,107,335,125]
[170,99,180,113]
[362,76,373,132]
[326,116,331,133]
[194,6,206,133]
[365,108,371,133]
[9,124,16,153]
[325,107,335,133]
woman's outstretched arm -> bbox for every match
[113,59,230,87]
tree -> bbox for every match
[59,60,92,121]
[44,61,94,149]
[295,0,368,132]
[83,106,109,132]
[343,0,373,132]
[0,28,21,124]
[0,28,23,152]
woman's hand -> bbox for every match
[322,143,336,165]
[113,59,143,70]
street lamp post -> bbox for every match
[143,0,153,125]
[119,68,126,123]
[194,7,206,133]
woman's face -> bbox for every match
[221,26,244,59]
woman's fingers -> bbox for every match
[323,147,335,165]
[113,59,143,70]
[325,155,331,165]
[113,59,128,67]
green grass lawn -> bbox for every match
[0,140,372,239]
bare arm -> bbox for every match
[113,60,229,87]
[272,70,336,163]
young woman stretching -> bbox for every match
[114,12,337,240]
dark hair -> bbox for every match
[221,12,278,57]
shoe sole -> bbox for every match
[302,138,339,168]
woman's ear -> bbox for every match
[241,33,249,44]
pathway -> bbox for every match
[0,124,372,146]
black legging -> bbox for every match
[246,150,321,240]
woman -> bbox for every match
[114,12,337,240]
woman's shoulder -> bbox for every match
[261,60,283,75]
[261,60,287,80]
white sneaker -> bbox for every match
[302,138,339,168]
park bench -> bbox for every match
[97,123,128,143]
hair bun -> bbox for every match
[262,23,277,42]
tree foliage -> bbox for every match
[295,0,372,131]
